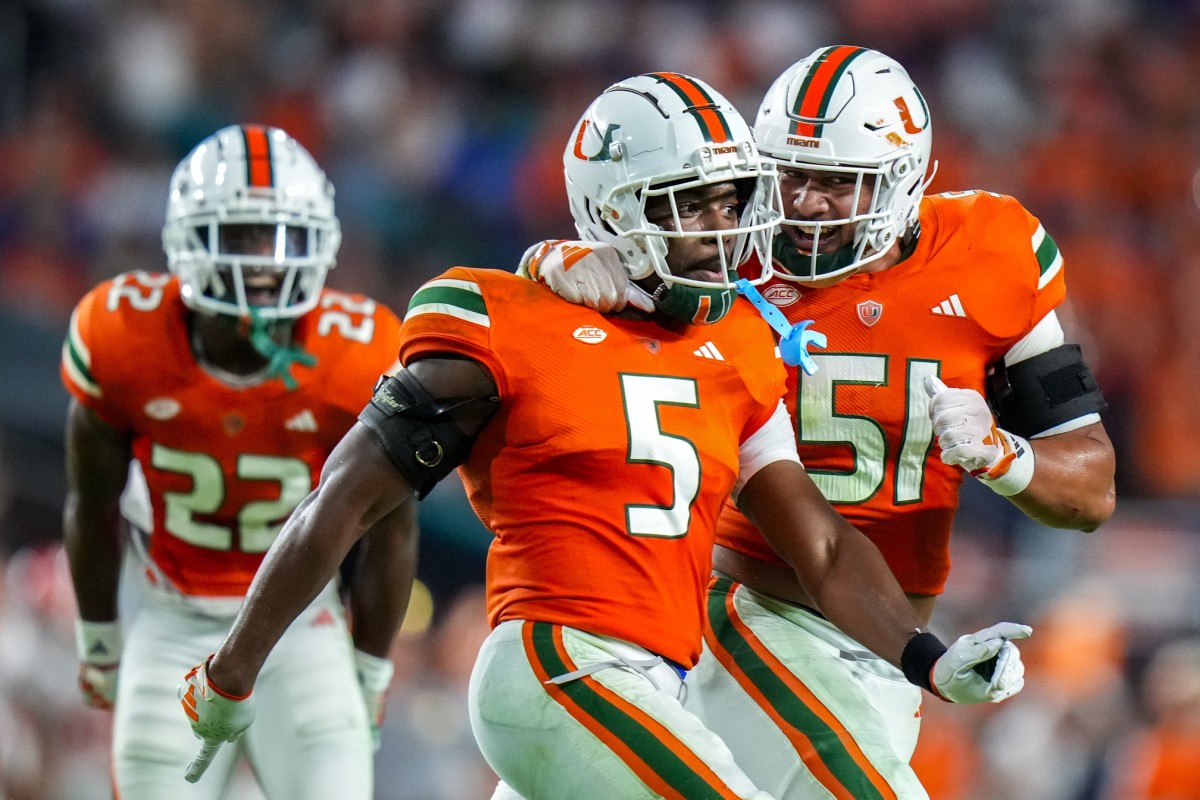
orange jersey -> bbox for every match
[399,268,786,667]
[719,191,1067,594]
[61,272,402,596]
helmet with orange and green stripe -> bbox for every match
[162,124,341,321]
[564,73,781,324]
[755,47,935,285]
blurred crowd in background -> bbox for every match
[1,0,1199,798]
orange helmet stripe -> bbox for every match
[647,72,733,144]
[241,125,274,188]
[791,46,868,138]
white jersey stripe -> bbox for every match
[406,303,491,328]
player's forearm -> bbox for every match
[348,498,420,658]
[739,461,925,666]
[211,493,366,694]
[1010,429,1116,531]
[63,401,132,621]
[62,495,124,621]
[799,528,924,669]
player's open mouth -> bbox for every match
[244,275,284,306]
[784,222,842,254]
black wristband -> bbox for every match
[901,631,948,692]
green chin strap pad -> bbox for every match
[771,232,859,280]
[247,311,318,391]
[654,282,736,325]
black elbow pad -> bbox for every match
[986,344,1106,438]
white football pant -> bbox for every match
[111,577,372,799]
[688,577,928,799]
[470,619,774,800]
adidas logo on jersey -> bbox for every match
[693,342,725,362]
[285,409,319,432]
[931,293,967,318]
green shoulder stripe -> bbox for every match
[1032,224,1063,289]
[62,308,101,397]
[405,278,489,327]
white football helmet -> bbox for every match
[755,46,935,284]
[564,73,781,323]
[162,124,341,319]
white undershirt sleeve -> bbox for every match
[1001,310,1101,437]
[1004,310,1064,365]
[731,401,801,501]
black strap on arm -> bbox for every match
[357,369,499,499]
[986,344,1106,438]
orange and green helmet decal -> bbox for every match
[646,72,735,144]
[240,124,275,188]
[788,45,871,138]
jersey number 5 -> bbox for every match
[620,374,701,539]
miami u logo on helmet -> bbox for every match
[572,121,622,162]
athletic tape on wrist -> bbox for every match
[354,649,395,695]
[76,619,122,666]
[980,431,1035,497]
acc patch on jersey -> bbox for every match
[573,326,607,344]
[763,284,802,307]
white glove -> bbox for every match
[75,619,121,710]
[924,375,1034,495]
[932,622,1032,703]
[518,239,654,313]
[354,649,394,752]
[179,657,256,783]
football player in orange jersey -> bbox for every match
[521,47,1117,799]
[61,124,413,799]
[176,75,1033,800]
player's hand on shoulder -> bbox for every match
[179,657,256,782]
[75,620,121,710]
[932,622,1032,704]
[518,239,652,313]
